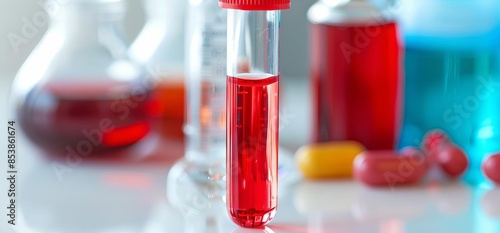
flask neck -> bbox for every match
[143,0,170,19]
[143,0,186,26]
[49,2,127,39]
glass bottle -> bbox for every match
[12,0,158,154]
[398,0,500,186]
[220,0,290,227]
[129,0,187,139]
[308,0,402,150]
[168,0,227,194]
[182,0,228,182]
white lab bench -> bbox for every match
[2,76,500,233]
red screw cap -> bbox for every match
[219,0,290,10]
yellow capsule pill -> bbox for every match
[295,141,365,179]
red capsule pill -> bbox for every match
[422,129,449,155]
[482,153,500,184]
[353,147,428,187]
[433,143,468,178]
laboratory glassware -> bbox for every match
[221,0,290,227]
[308,0,402,150]
[180,0,227,186]
[12,0,158,153]
[129,0,187,139]
[397,0,500,186]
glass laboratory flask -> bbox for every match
[129,0,187,140]
[308,0,402,150]
[397,0,500,186]
[12,0,159,154]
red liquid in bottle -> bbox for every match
[310,22,401,150]
[226,74,279,228]
[19,81,160,153]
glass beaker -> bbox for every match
[12,0,159,154]
[308,0,402,150]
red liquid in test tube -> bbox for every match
[219,0,289,227]
[226,74,279,227]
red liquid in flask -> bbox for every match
[19,81,160,153]
[226,74,279,227]
[311,22,401,150]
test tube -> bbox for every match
[219,0,290,228]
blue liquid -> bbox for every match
[399,46,500,186]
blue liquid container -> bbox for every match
[398,0,500,186]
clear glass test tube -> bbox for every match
[219,0,290,228]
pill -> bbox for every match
[482,153,500,184]
[432,143,468,178]
[353,147,428,186]
[295,141,365,179]
[422,129,449,154]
